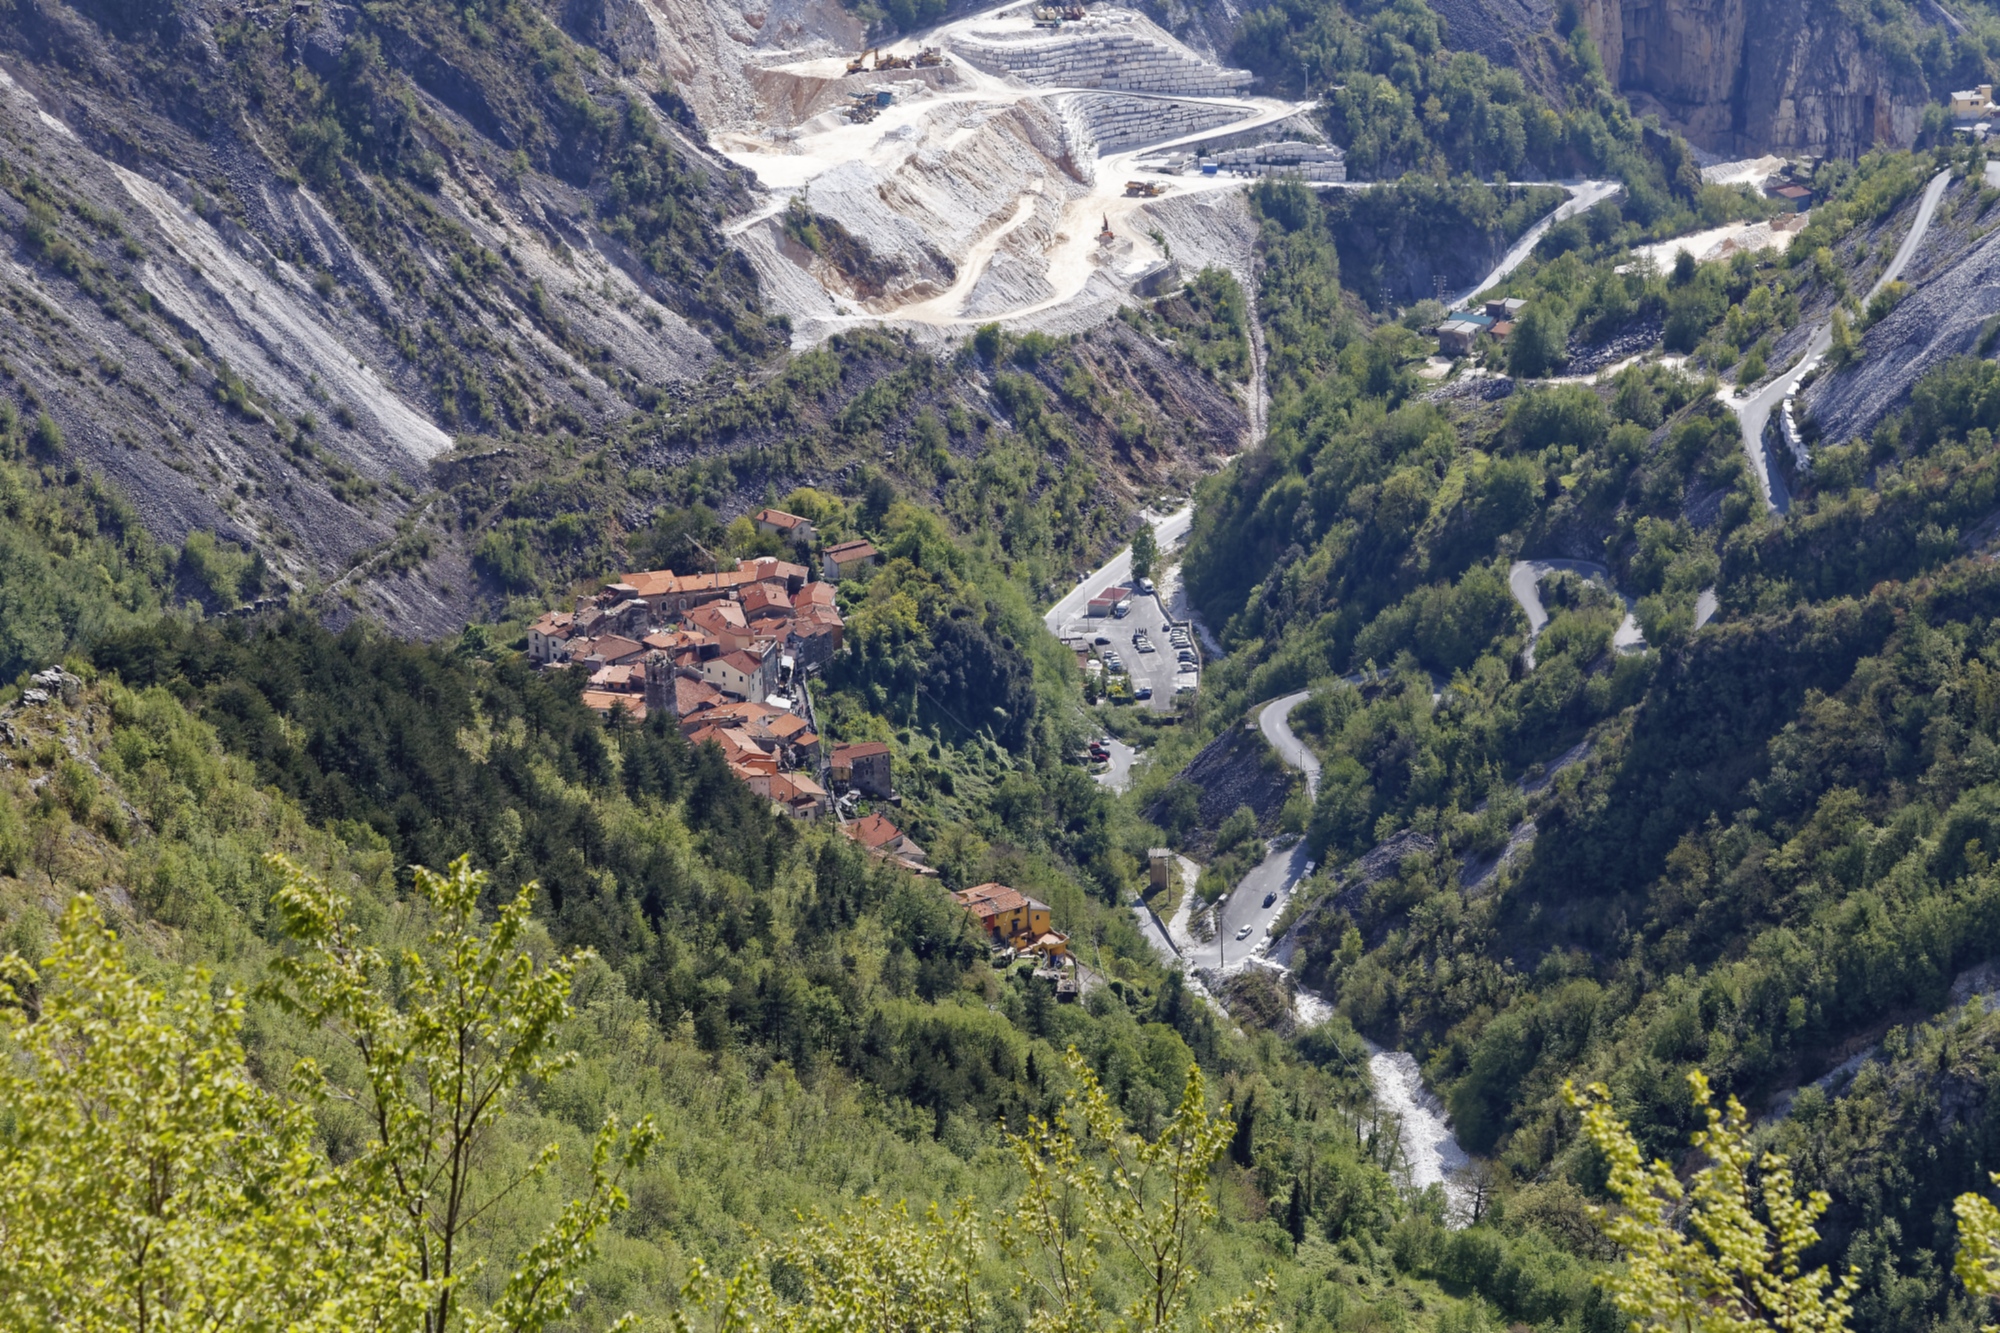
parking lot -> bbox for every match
[1054,589,1198,712]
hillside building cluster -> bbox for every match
[525,511,886,818]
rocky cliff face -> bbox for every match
[0,0,766,631]
[1577,0,1936,158]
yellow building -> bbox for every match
[954,882,1055,950]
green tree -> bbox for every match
[0,895,423,1333]
[1507,301,1568,379]
[1827,309,1858,369]
[1132,524,1159,583]
[267,854,659,1333]
[1008,1048,1279,1333]
[1565,1071,1859,1333]
[1954,1173,2000,1327]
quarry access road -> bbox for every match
[1258,690,1320,797]
[1449,179,1620,309]
[1506,559,1644,670]
[1725,167,1951,513]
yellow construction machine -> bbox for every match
[845,47,876,74]
[1124,180,1166,197]
[915,46,944,66]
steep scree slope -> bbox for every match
[0,0,758,630]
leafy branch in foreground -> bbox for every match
[1955,1172,2000,1330]
[1565,1071,1858,1333]
[1008,1049,1279,1333]
[0,894,422,1333]
[266,853,658,1333]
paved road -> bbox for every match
[1180,694,1325,973]
[1182,839,1313,972]
[1726,167,1951,514]
[1046,506,1199,711]
[1451,180,1620,309]
[1258,691,1319,796]
[1130,901,1178,965]
[1506,559,1643,669]
[1095,736,1139,792]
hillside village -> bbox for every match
[523,509,1079,975]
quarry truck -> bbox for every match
[1123,180,1167,197]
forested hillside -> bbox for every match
[20,0,2000,1323]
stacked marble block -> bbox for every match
[955,27,1255,97]
[1060,93,1247,152]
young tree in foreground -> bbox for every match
[1565,1071,1859,1333]
[267,854,658,1333]
[1008,1049,1280,1333]
[0,895,422,1333]
[1954,1173,2000,1328]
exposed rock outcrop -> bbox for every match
[1576,0,1936,158]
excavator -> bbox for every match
[875,49,913,69]
[915,46,944,66]
[845,47,876,74]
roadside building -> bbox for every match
[1086,584,1130,617]
[823,539,882,581]
[1483,297,1526,321]
[831,741,892,798]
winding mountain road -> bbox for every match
[1506,559,1644,669]
[1725,167,1951,513]
[1450,180,1621,309]
[1258,690,1319,796]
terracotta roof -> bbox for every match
[958,887,1027,917]
[531,611,574,636]
[796,582,837,608]
[833,741,890,761]
[954,882,1048,914]
[845,813,904,850]
[688,601,749,633]
[754,508,812,531]
[769,772,827,802]
[745,557,808,583]
[742,582,792,619]
[580,691,647,721]
[620,570,679,598]
[576,635,645,663]
[674,677,724,716]
[826,540,881,562]
[719,649,767,674]
[589,664,640,691]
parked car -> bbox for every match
[1235,924,1252,940]
[1093,635,1111,645]
[1263,891,1277,908]
[1134,684,1153,700]
[1137,640,1155,653]
[1136,577,1155,595]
